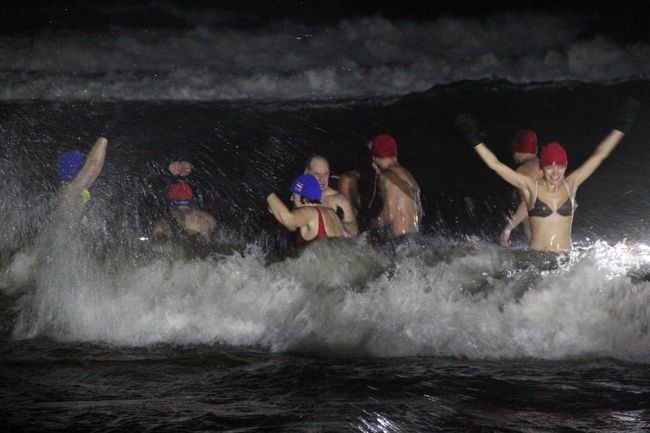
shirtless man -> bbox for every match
[499,129,542,246]
[267,174,349,242]
[305,155,358,235]
[56,137,108,222]
[152,172,216,241]
[369,134,421,238]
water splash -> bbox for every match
[4,232,650,362]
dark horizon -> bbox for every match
[2,0,649,43]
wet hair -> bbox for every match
[300,196,321,205]
[356,142,373,167]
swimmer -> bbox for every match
[56,137,108,222]
[267,174,350,243]
[305,155,358,235]
[500,129,542,246]
[152,181,216,241]
[457,97,639,252]
[369,134,422,238]
[337,141,381,233]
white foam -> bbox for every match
[6,235,650,362]
[1,13,648,101]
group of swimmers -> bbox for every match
[266,133,421,244]
[55,132,423,246]
[56,97,639,253]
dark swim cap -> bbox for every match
[512,129,537,155]
[290,174,322,201]
[371,133,397,158]
[169,182,193,206]
[57,151,86,182]
[539,142,568,168]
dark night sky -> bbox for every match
[1,0,649,43]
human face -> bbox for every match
[542,163,566,185]
[308,160,330,191]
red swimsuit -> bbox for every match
[296,207,328,244]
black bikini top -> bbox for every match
[528,180,575,218]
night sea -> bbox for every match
[2,2,650,432]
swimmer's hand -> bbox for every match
[499,229,512,247]
[169,161,192,176]
[614,97,641,135]
[455,113,485,147]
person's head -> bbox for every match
[511,129,537,163]
[371,133,397,168]
[169,161,192,177]
[539,142,568,184]
[57,150,86,182]
[290,174,322,206]
[305,155,330,191]
[169,182,193,206]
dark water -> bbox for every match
[2,81,650,432]
[2,341,650,432]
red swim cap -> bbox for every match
[512,129,537,155]
[371,134,397,158]
[539,142,568,168]
[169,182,193,205]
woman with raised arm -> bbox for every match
[267,174,350,243]
[56,137,108,223]
[456,99,639,252]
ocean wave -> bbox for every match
[4,235,650,363]
[2,13,649,101]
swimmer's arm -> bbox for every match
[71,137,108,189]
[152,218,173,239]
[568,130,624,188]
[336,195,358,235]
[337,173,353,198]
[509,200,528,230]
[500,200,527,246]
[474,143,531,191]
[266,193,311,230]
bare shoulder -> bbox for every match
[292,206,316,218]
[340,170,360,181]
[386,165,418,187]
[324,188,349,204]
[516,160,540,178]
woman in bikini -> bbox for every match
[267,174,350,243]
[457,99,638,251]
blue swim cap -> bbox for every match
[58,150,86,182]
[290,174,322,201]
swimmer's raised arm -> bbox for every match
[568,130,624,188]
[456,114,532,191]
[266,193,311,231]
[569,98,639,188]
[72,137,108,189]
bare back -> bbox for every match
[378,165,421,237]
[298,205,349,240]
[154,207,217,240]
